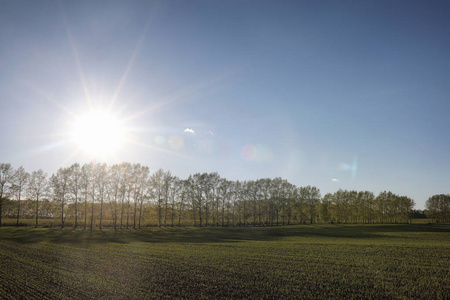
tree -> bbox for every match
[119,162,133,228]
[151,169,165,227]
[28,169,48,228]
[270,178,283,226]
[259,178,272,226]
[133,164,149,229]
[218,179,232,226]
[89,162,99,231]
[12,166,29,227]
[50,167,71,228]
[80,163,92,229]
[177,180,189,226]
[95,163,108,230]
[122,163,134,229]
[108,164,123,230]
[69,163,82,228]
[398,195,415,224]
[426,194,450,223]
[189,173,205,226]
[300,185,321,224]
[139,176,152,229]
[0,163,14,227]
[0,161,424,228]
[169,176,181,227]
[207,172,220,226]
[320,193,332,223]
[331,189,345,224]
[358,191,375,224]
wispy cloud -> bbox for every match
[206,131,214,135]
[184,128,195,134]
[332,178,339,182]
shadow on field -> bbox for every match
[0,224,450,246]
[0,223,448,245]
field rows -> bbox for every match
[0,225,449,299]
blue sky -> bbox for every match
[1,0,449,209]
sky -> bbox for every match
[1,0,449,209]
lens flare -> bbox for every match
[154,135,166,145]
[168,135,184,150]
[241,144,274,162]
[338,157,358,179]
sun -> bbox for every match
[71,110,125,157]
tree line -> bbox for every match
[0,162,445,229]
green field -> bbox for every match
[1,224,449,299]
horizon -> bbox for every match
[1,1,450,210]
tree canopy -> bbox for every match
[0,162,434,228]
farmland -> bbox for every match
[0,224,449,299]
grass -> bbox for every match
[0,224,449,299]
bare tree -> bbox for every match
[28,169,48,228]
[89,162,99,232]
[131,164,149,229]
[12,166,29,227]
[69,163,82,228]
[95,163,108,230]
[208,172,220,226]
[177,180,189,226]
[135,165,149,229]
[151,169,165,227]
[0,163,14,227]
[109,164,123,230]
[50,167,71,228]
[123,163,134,229]
[119,162,133,228]
[232,181,243,226]
[1,161,421,227]
[139,175,152,229]
[169,176,181,227]
[80,163,91,229]
[218,179,231,227]
[163,170,172,227]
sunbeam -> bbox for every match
[60,2,92,110]
[109,9,156,111]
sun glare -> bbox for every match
[71,111,124,157]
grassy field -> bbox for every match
[0,224,449,299]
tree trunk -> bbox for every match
[35,196,39,228]
[61,198,65,229]
[178,197,183,226]
[127,196,130,229]
[84,195,87,229]
[138,200,143,229]
[276,208,279,226]
[199,196,203,227]
[0,197,3,228]
[222,198,225,227]
[171,196,175,227]
[120,195,125,229]
[114,197,117,230]
[99,196,103,230]
[74,195,78,228]
[90,198,94,232]
[157,195,162,227]
[16,195,20,227]
[133,196,137,229]
[164,189,168,227]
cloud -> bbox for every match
[206,131,214,135]
[184,128,195,134]
[332,178,339,182]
